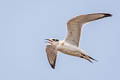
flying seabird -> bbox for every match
[45,13,112,69]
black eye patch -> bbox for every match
[55,39,59,41]
[52,39,59,41]
[52,39,56,41]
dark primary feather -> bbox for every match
[46,45,57,69]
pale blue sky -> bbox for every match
[0,0,120,80]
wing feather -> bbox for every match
[46,45,57,69]
[65,13,112,47]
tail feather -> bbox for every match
[80,54,97,63]
[88,56,97,62]
[85,58,93,63]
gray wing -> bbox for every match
[65,13,112,47]
[46,45,57,69]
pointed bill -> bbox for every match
[46,45,57,69]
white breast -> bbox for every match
[57,41,80,56]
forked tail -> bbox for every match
[80,53,97,63]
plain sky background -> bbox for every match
[0,0,120,80]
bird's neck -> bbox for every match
[59,40,64,46]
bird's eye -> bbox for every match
[52,39,55,41]
[52,39,59,41]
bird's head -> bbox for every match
[45,38,59,46]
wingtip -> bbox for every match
[50,63,55,69]
[103,13,112,17]
[51,65,55,69]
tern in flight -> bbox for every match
[45,13,112,69]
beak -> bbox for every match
[45,39,53,44]
[45,39,49,40]
[45,39,52,41]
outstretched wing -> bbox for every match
[46,45,57,69]
[65,13,112,47]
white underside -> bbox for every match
[56,41,87,57]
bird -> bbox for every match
[45,13,112,69]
